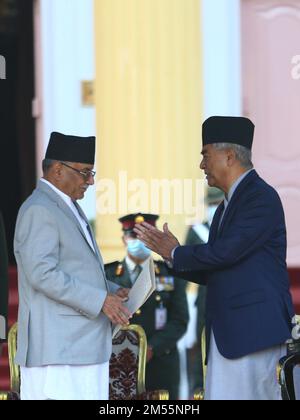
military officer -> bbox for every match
[105,213,189,400]
[0,211,9,357]
[184,187,224,396]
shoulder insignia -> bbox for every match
[104,261,123,275]
[115,263,124,276]
[154,263,161,275]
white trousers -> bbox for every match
[21,363,109,400]
[205,332,284,400]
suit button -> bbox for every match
[155,295,161,302]
[136,309,142,315]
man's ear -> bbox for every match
[53,161,63,178]
[227,149,236,167]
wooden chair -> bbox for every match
[194,317,300,401]
[109,324,169,400]
[0,323,19,400]
[278,315,300,400]
[1,323,169,400]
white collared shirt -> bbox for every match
[41,178,95,252]
[223,168,254,210]
[219,169,254,228]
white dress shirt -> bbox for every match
[41,178,95,252]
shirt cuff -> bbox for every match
[171,246,179,260]
[164,246,179,268]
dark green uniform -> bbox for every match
[185,225,208,394]
[0,211,9,348]
[184,188,223,395]
[105,259,189,400]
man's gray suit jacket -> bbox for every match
[14,180,117,367]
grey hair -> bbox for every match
[212,143,253,169]
[42,159,57,174]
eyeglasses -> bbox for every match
[60,162,96,180]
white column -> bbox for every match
[202,0,242,117]
[38,0,96,220]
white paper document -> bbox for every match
[112,257,156,338]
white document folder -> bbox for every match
[112,257,156,338]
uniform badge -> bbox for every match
[155,276,175,291]
[155,303,167,330]
[135,215,145,224]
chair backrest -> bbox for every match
[7,322,148,400]
[8,323,20,394]
[109,324,147,400]
[278,314,300,400]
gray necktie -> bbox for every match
[73,201,94,245]
[85,223,95,245]
[131,265,142,285]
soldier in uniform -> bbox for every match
[105,213,189,400]
[0,211,9,357]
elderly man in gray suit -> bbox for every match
[14,132,131,400]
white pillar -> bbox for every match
[202,0,241,117]
[37,0,96,220]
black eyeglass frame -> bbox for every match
[60,162,96,180]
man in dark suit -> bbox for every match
[134,116,295,400]
[105,214,189,400]
[0,211,9,357]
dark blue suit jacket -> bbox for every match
[173,170,295,359]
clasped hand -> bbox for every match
[102,290,131,326]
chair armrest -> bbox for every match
[0,392,8,401]
[136,390,169,400]
[0,391,20,401]
[193,389,205,400]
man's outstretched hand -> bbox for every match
[133,222,180,261]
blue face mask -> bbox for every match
[127,239,151,260]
